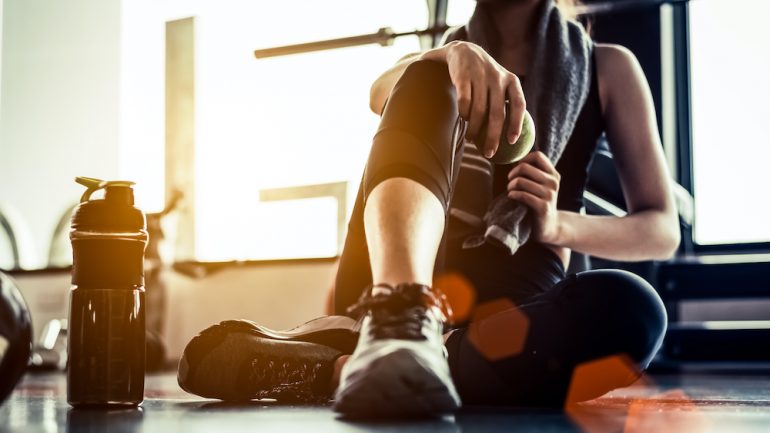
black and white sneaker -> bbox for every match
[333,283,461,417]
[178,316,357,403]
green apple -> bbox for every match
[488,110,535,165]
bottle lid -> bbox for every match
[71,177,146,233]
[70,178,147,287]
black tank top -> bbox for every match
[492,54,604,211]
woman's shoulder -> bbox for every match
[595,43,642,74]
[594,43,647,115]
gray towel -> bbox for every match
[444,0,593,254]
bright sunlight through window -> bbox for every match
[690,0,770,245]
[121,0,425,261]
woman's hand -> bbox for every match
[421,41,526,159]
[506,151,562,245]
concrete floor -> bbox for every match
[3,371,770,433]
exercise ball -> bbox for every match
[0,271,32,405]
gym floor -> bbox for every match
[2,371,770,433]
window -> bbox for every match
[446,0,475,27]
[121,0,427,261]
[689,0,770,245]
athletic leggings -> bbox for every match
[334,60,667,407]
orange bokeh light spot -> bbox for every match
[566,354,642,406]
[565,362,712,433]
[565,354,645,433]
[434,272,477,323]
[467,298,530,361]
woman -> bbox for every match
[177,0,678,417]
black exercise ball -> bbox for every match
[0,271,32,405]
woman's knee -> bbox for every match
[383,60,458,125]
[570,269,667,367]
[397,59,454,93]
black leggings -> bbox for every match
[334,60,667,407]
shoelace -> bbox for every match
[346,283,452,340]
[248,354,329,403]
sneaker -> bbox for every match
[178,316,357,403]
[333,283,461,417]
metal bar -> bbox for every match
[253,0,693,60]
[254,28,393,58]
[254,26,448,59]
[583,191,628,218]
[671,0,698,255]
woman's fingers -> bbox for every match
[455,77,472,121]
[507,176,553,200]
[483,85,506,158]
[466,79,489,150]
[507,163,560,190]
[443,42,528,158]
[508,190,547,215]
[505,76,526,144]
[519,151,560,178]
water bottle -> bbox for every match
[68,177,148,406]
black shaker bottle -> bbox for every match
[68,177,148,406]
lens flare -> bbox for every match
[467,298,529,361]
[565,354,645,433]
[566,354,642,405]
[434,272,477,323]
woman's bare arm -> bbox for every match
[554,44,680,261]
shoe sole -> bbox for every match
[178,317,357,401]
[333,348,461,418]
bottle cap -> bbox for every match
[71,177,147,288]
[71,177,145,233]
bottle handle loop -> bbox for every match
[75,177,136,203]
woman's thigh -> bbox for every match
[445,268,667,406]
